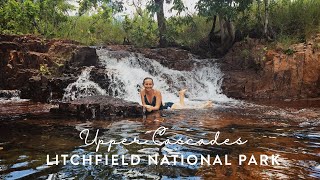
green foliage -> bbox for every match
[0,0,74,36]
[59,15,125,45]
[146,0,186,15]
[270,0,320,40]
[39,64,51,76]
[78,0,123,15]
[121,13,213,47]
[166,15,212,46]
[283,48,295,55]
[0,0,39,34]
[1,0,319,49]
[276,35,300,49]
[145,0,188,46]
[234,1,260,35]
[241,49,250,60]
[123,12,158,47]
[37,0,74,37]
[196,0,253,20]
[236,0,320,43]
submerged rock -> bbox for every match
[51,95,143,119]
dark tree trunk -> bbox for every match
[208,15,235,56]
[155,0,167,47]
[222,18,235,51]
[209,15,217,41]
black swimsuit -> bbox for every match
[144,95,172,110]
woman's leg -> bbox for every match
[201,100,213,108]
[179,89,187,106]
[171,89,187,109]
[171,89,213,109]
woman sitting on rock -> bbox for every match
[140,77,213,113]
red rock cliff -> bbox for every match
[221,34,320,99]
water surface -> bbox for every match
[0,99,319,179]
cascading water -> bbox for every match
[0,90,20,99]
[96,49,231,103]
[62,49,231,104]
[62,66,106,101]
[0,90,26,103]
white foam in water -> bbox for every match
[62,66,106,101]
[97,49,232,103]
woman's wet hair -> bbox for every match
[143,77,153,85]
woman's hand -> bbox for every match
[144,105,153,112]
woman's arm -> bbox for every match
[140,89,146,106]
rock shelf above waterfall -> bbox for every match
[51,95,143,119]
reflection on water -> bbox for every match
[0,100,320,179]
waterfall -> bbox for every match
[0,90,25,102]
[62,67,106,101]
[62,49,231,103]
[97,49,230,103]
[0,90,21,99]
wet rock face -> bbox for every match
[221,35,320,99]
[90,67,110,92]
[52,95,143,119]
[0,34,98,102]
[20,76,78,102]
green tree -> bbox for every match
[146,0,186,47]
[36,0,74,37]
[122,10,158,47]
[78,0,123,15]
[196,0,253,55]
[0,0,39,34]
[0,0,74,36]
